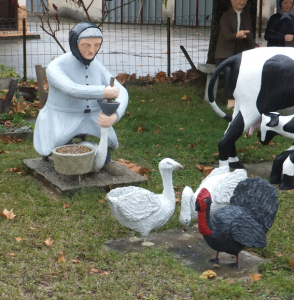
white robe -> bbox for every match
[33,52,128,156]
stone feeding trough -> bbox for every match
[52,144,95,181]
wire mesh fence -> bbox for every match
[0,15,268,80]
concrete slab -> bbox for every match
[23,157,148,195]
[211,162,273,180]
[103,228,265,281]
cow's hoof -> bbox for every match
[269,175,282,184]
[279,183,294,190]
[229,161,245,169]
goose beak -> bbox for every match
[176,163,184,170]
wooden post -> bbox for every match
[35,65,48,109]
[0,79,18,114]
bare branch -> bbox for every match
[86,0,95,11]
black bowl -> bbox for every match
[98,100,120,116]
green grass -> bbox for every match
[1,81,294,299]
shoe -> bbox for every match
[101,162,123,176]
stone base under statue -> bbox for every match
[103,228,266,281]
[23,157,148,195]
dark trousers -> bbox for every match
[215,58,235,100]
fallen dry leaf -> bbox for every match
[1,208,16,219]
[29,227,36,231]
[250,273,262,282]
[179,128,184,130]
[116,159,150,175]
[15,237,24,242]
[274,251,283,257]
[203,166,213,176]
[63,204,70,209]
[71,259,80,264]
[199,270,217,279]
[138,125,143,133]
[290,259,294,269]
[181,95,191,101]
[44,238,54,247]
[58,255,66,263]
[98,199,104,203]
[116,73,129,86]
[0,150,9,154]
[9,252,16,256]
[100,271,109,276]
[4,120,11,128]
[90,268,99,273]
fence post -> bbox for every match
[167,17,171,77]
[23,18,27,82]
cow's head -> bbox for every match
[259,112,280,145]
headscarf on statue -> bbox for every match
[277,0,294,20]
[69,22,103,66]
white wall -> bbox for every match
[51,0,103,22]
[257,0,276,19]
[162,0,175,21]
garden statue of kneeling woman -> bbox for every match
[33,22,128,176]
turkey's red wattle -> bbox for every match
[196,188,212,235]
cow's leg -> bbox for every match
[269,150,291,184]
[280,151,294,190]
[218,111,245,169]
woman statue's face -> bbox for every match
[231,0,248,12]
[281,0,293,13]
[78,38,102,60]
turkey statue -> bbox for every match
[196,177,278,268]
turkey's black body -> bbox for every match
[197,177,279,266]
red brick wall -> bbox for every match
[18,6,28,33]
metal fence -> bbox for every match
[0,15,268,80]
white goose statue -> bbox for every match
[107,158,184,237]
[78,126,110,172]
[179,166,247,229]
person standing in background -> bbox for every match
[264,0,294,47]
[214,0,259,109]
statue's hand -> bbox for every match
[285,34,294,42]
[98,113,117,127]
[236,30,250,39]
[103,86,119,99]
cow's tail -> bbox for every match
[208,57,237,123]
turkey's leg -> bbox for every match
[228,255,239,268]
[209,251,219,264]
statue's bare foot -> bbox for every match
[102,162,123,176]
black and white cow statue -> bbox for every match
[208,47,294,169]
[260,112,294,190]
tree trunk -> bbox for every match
[246,0,258,39]
[206,0,258,64]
